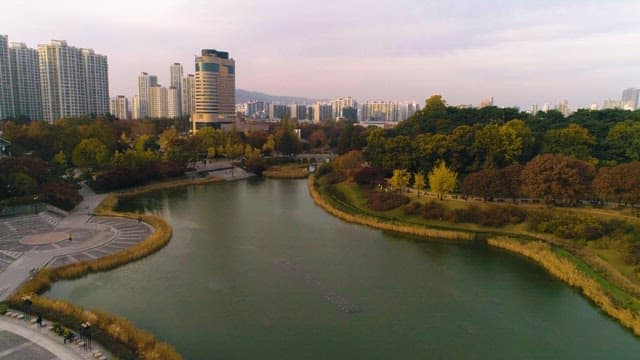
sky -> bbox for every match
[2,0,640,109]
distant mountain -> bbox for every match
[236,89,319,105]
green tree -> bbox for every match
[363,128,386,166]
[500,119,533,164]
[424,95,447,113]
[542,124,596,162]
[428,161,457,199]
[606,121,640,162]
[262,134,276,155]
[72,138,109,170]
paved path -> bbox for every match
[1,313,110,359]
[0,184,149,301]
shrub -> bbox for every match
[315,162,333,178]
[366,191,410,211]
[40,181,83,211]
[403,202,422,216]
[0,303,7,315]
[325,170,346,185]
[422,201,447,220]
[354,166,385,187]
[448,204,483,224]
[325,185,347,203]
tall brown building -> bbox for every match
[191,49,235,132]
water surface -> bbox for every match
[49,179,640,359]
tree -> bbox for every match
[606,121,640,162]
[413,173,426,196]
[309,129,328,149]
[593,162,640,206]
[72,138,109,170]
[389,169,411,192]
[262,135,276,155]
[521,154,595,205]
[382,135,415,171]
[424,95,447,113]
[275,120,302,155]
[428,161,457,199]
[333,150,364,176]
[542,124,596,162]
[363,127,386,167]
[499,119,534,164]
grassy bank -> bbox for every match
[264,164,310,179]
[308,177,473,241]
[310,175,640,337]
[7,192,182,359]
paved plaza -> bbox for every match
[0,184,151,300]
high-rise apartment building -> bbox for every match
[39,40,86,122]
[9,42,42,120]
[137,72,158,119]
[110,95,129,120]
[170,63,183,116]
[181,74,195,116]
[150,85,168,118]
[38,40,109,123]
[622,88,639,110]
[312,103,332,123]
[479,96,494,108]
[131,95,140,120]
[331,97,357,119]
[168,86,179,118]
[0,35,14,119]
[82,49,109,116]
[191,49,235,131]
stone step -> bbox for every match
[0,250,23,260]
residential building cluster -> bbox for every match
[0,34,109,123]
[529,88,640,116]
[236,96,420,125]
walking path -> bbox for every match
[1,311,110,359]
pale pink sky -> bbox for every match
[2,0,640,109]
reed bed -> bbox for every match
[264,164,310,179]
[488,237,640,336]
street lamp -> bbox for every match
[33,195,39,214]
[81,322,92,351]
[21,295,32,322]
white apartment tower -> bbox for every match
[170,63,183,116]
[38,40,109,123]
[38,40,87,123]
[168,86,179,118]
[109,95,129,120]
[137,72,158,119]
[131,95,140,120]
[0,35,14,119]
[181,74,195,116]
[150,85,168,118]
[9,42,42,120]
[82,49,109,116]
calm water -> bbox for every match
[48,179,640,359]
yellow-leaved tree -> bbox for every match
[428,161,457,199]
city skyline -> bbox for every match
[2,0,640,109]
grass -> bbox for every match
[7,192,182,360]
[263,164,310,179]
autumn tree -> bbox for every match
[593,162,640,206]
[413,173,426,196]
[333,150,364,177]
[428,161,457,199]
[309,129,328,149]
[521,154,595,205]
[389,169,411,192]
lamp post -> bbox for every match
[81,322,92,351]
[21,295,32,322]
[33,195,39,214]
